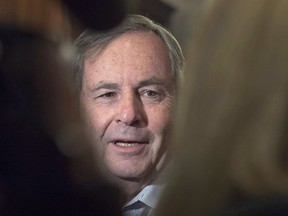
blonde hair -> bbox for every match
[157,0,288,215]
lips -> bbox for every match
[112,139,149,146]
[109,138,149,155]
[115,142,139,147]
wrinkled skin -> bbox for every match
[80,31,175,184]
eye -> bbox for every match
[141,89,165,102]
[99,92,117,98]
[143,90,159,97]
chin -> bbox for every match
[108,163,152,181]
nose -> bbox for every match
[116,93,144,126]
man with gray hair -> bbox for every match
[74,15,184,215]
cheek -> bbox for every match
[86,109,110,136]
[80,99,109,136]
[148,111,172,163]
[148,109,173,136]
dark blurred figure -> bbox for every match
[0,27,122,216]
[0,0,128,215]
[62,0,126,31]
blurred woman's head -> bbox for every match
[158,0,288,215]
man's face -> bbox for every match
[80,31,175,182]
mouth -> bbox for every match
[108,137,150,155]
[115,142,138,147]
[113,140,148,147]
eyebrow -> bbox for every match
[137,76,165,88]
[88,76,166,93]
[89,82,119,93]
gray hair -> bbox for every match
[73,14,185,92]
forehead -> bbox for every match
[108,30,165,53]
[89,31,169,62]
[84,31,173,82]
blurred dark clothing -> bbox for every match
[0,27,121,216]
[228,197,288,216]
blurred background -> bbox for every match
[0,0,208,55]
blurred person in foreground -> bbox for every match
[0,1,126,214]
[74,14,185,215]
[0,0,128,215]
[0,29,121,216]
[156,0,288,215]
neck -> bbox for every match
[99,154,170,204]
[119,170,159,204]
[100,170,157,204]
[118,179,147,204]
